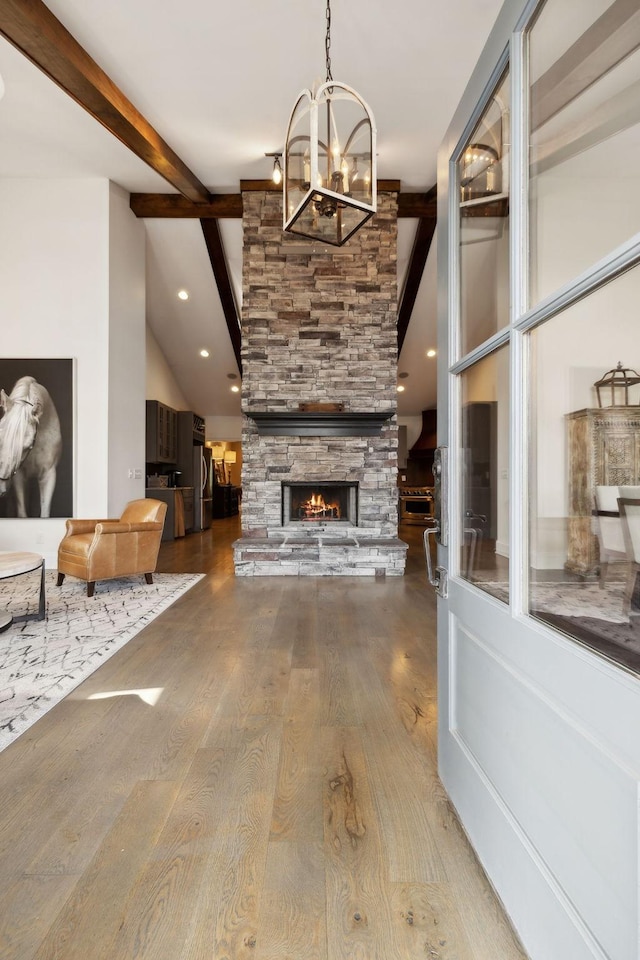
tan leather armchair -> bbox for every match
[57,499,167,597]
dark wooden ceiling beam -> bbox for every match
[131,189,436,219]
[200,220,242,376]
[131,193,242,218]
[0,0,210,203]
[397,193,437,218]
[397,187,437,356]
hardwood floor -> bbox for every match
[0,517,527,960]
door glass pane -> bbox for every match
[529,0,640,306]
[459,69,510,355]
[529,262,640,673]
[460,344,510,598]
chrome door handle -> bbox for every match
[423,525,448,598]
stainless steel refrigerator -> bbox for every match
[197,445,213,530]
[177,412,212,532]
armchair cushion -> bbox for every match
[57,499,167,595]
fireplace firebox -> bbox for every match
[282,482,359,525]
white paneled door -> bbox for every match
[435,1,640,959]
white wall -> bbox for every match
[398,414,423,451]
[0,178,146,566]
[205,415,242,442]
[146,325,189,411]
[108,183,146,515]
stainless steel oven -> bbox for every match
[398,486,435,524]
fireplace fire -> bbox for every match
[298,491,340,520]
[282,482,358,525]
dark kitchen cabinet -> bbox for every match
[213,484,239,518]
[146,487,195,539]
[181,487,195,532]
[146,401,178,464]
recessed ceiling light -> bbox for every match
[177,289,189,301]
[227,373,238,380]
[200,349,210,358]
[426,349,436,358]
[398,371,409,379]
[230,385,240,393]
[397,385,405,393]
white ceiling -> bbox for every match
[0,0,505,420]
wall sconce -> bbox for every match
[266,152,282,185]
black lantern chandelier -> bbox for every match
[283,0,377,246]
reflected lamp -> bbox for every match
[594,362,640,408]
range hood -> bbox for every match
[409,409,437,458]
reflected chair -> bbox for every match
[618,497,640,619]
[57,498,167,597]
[593,486,628,589]
[618,485,640,501]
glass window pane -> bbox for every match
[459,69,510,355]
[460,345,510,598]
[529,262,640,673]
[529,0,640,306]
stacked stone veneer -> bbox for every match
[233,190,407,576]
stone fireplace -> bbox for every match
[233,189,407,576]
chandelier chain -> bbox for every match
[325,0,333,83]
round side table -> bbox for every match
[0,552,46,632]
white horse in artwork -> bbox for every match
[0,376,62,518]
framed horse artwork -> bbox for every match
[0,359,73,518]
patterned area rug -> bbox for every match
[530,581,631,624]
[480,578,640,672]
[0,570,204,752]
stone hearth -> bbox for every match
[234,533,407,577]
[233,189,407,577]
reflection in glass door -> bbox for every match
[528,264,640,673]
[526,0,640,675]
[460,345,510,597]
[456,66,511,599]
[529,0,640,305]
[459,68,510,355]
